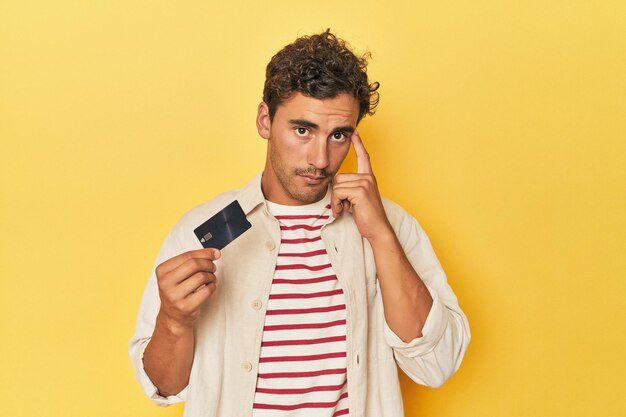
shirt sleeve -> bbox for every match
[128,229,189,406]
[382,200,471,388]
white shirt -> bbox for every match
[129,173,470,417]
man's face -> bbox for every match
[258,92,359,205]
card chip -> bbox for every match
[200,232,213,243]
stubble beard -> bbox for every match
[269,145,331,205]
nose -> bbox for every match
[307,138,329,170]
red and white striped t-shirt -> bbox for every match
[252,196,349,417]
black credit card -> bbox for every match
[193,200,251,250]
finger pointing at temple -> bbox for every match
[351,130,373,174]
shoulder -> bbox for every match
[170,172,264,235]
[381,197,413,224]
[380,197,428,243]
[168,189,241,248]
[176,188,241,230]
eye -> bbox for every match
[295,127,309,137]
[330,132,347,142]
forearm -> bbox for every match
[369,228,433,342]
[143,312,195,397]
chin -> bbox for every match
[289,187,327,204]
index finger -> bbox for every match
[156,248,221,276]
[351,130,373,174]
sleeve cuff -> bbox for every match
[129,338,188,406]
[383,292,448,357]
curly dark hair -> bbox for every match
[263,29,380,123]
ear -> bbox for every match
[256,102,271,139]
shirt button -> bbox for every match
[265,240,275,251]
[241,361,252,372]
[251,299,263,310]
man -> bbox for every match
[130,30,470,417]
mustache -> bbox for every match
[294,166,331,177]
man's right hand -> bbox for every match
[143,248,220,396]
[155,248,221,334]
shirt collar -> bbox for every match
[234,172,266,215]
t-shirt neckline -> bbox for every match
[265,190,331,216]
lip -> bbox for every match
[299,175,326,185]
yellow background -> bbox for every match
[1,1,625,416]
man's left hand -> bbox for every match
[331,131,393,242]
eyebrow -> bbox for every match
[288,119,355,135]
[288,119,319,129]
[331,125,356,136]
